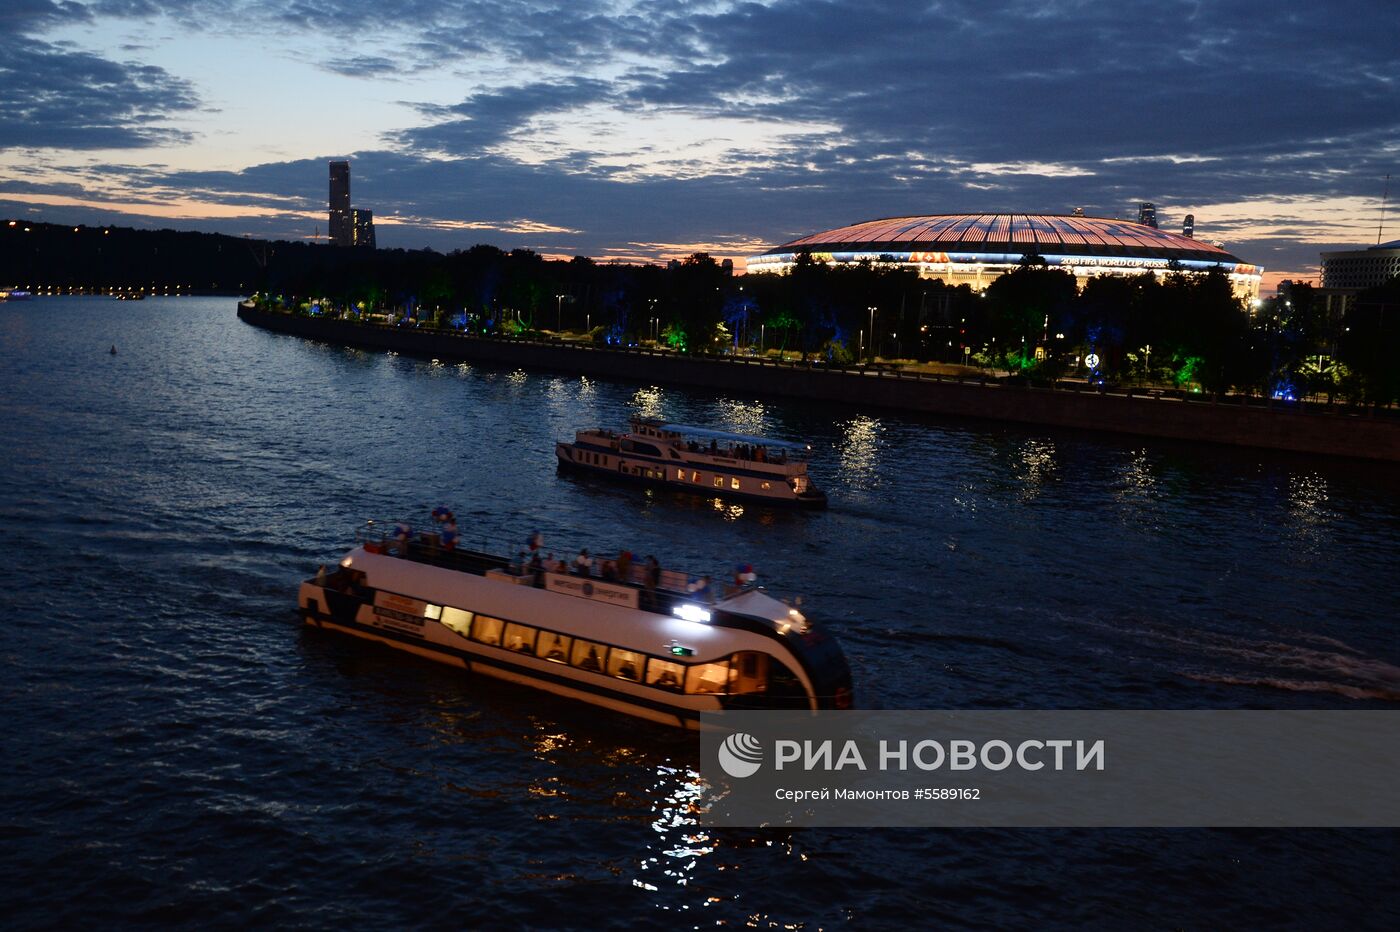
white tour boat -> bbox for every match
[298,520,854,729]
[556,418,827,507]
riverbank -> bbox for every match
[237,302,1400,462]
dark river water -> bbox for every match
[2,296,1398,928]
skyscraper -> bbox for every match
[1137,202,1157,228]
[1182,214,1195,239]
[352,209,376,249]
[329,160,352,247]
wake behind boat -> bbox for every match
[298,516,854,729]
[557,417,827,507]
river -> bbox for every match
[2,296,1397,927]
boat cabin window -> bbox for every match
[607,647,644,682]
[729,651,769,695]
[646,658,685,692]
[621,439,662,457]
[730,477,741,490]
[760,481,771,491]
[712,476,724,488]
[675,468,685,480]
[503,622,537,653]
[685,660,732,695]
[440,606,474,638]
[536,633,571,663]
[471,615,504,646]
[571,639,606,672]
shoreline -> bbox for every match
[237,301,1400,463]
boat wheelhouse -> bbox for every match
[298,522,854,729]
[556,418,827,508]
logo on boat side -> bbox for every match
[718,732,764,778]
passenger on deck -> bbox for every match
[580,646,603,671]
[687,574,713,602]
[573,549,593,576]
[617,550,633,584]
[601,559,618,582]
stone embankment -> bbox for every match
[238,302,1400,462]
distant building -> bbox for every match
[1183,214,1195,239]
[1319,240,1400,316]
[1321,240,1400,289]
[1071,207,1085,217]
[750,213,1261,301]
[352,209,376,249]
[721,258,734,276]
[1137,202,1157,228]
[329,161,352,247]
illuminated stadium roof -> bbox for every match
[764,214,1240,263]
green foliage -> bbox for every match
[661,322,687,351]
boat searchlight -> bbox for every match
[672,604,712,623]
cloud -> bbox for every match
[320,55,402,79]
[0,40,200,150]
[2,0,1397,283]
[400,79,616,154]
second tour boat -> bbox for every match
[557,418,827,507]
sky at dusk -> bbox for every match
[2,0,1397,289]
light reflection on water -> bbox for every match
[837,415,882,490]
[1015,437,1057,502]
[711,398,770,438]
[630,385,666,419]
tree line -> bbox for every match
[6,217,1397,404]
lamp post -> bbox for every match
[760,323,765,353]
[867,306,877,363]
[555,294,567,331]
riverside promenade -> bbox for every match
[238,302,1400,463]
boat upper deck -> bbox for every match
[571,417,810,473]
[344,526,786,629]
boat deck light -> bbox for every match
[672,604,712,623]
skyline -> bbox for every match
[2,1,1397,290]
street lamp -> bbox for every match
[760,323,765,353]
[867,306,877,363]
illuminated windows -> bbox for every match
[471,615,504,646]
[647,658,685,691]
[608,648,644,682]
[503,622,536,653]
[537,632,570,663]
[440,606,473,637]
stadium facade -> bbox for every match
[749,214,1261,301]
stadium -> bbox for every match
[748,213,1262,301]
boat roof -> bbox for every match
[341,546,789,663]
[645,421,805,448]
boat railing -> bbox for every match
[350,521,759,613]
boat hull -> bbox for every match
[555,442,827,508]
[300,580,733,730]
